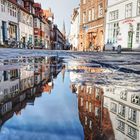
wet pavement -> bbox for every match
[0,48,139,140]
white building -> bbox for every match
[105,0,140,51]
[69,7,80,51]
[18,9,34,48]
[0,0,18,45]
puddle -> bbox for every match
[0,55,139,140]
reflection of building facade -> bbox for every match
[74,84,115,140]
[0,63,20,115]
[0,56,63,128]
[69,63,140,140]
[104,86,140,140]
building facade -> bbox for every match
[70,7,80,51]
[105,0,140,50]
[18,0,34,48]
[51,25,66,50]
[0,0,56,50]
[0,0,18,45]
[79,0,107,51]
[33,3,54,49]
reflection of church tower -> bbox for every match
[61,65,65,83]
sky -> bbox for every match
[35,0,80,35]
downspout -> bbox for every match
[103,0,108,51]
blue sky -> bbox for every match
[35,0,80,35]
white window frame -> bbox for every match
[125,3,132,18]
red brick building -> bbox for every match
[79,0,107,51]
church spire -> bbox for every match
[62,20,66,37]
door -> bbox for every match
[2,21,7,42]
[128,31,133,48]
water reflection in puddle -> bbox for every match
[0,56,139,140]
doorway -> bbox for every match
[128,31,133,49]
[2,21,7,42]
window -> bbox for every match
[92,8,95,20]
[95,107,99,117]
[118,104,125,117]
[80,97,83,106]
[128,126,137,139]
[120,90,127,100]
[131,94,140,105]
[85,116,87,125]
[136,23,140,43]
[98,3,103,17]
[17,0,24,6]
[137,0,140,15]
[89,120,92,129]
[89,102,92,112]
[117,120,125,132]
[95,88,100,100]
[108,22,119,44]
[88,87,92,94]
[83,0,86,4]
[110,102,117,113]
[4,71,8,81]
[1,0,6,12]
[88,9,92,22]
[34,18,38,27]
[86,101,88,110]
[83,12,86,23]
[4,89,8,96]
[128,108,137,123]
[8,2,17,17]
[125,3,132,18]
[109,10,118,21]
